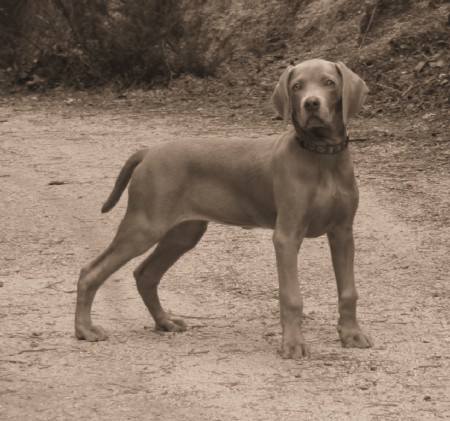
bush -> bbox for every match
[0,0,28,69]
[0,0,307,88]
[0,0,220,87]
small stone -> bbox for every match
[415,61,427,72]
[429,59,445,68]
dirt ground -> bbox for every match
[0,92,449,420]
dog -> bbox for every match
[75,58,373,359]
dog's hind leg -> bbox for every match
[75,212,162,341]
[133,220,208,332]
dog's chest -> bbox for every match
[306,173,358,237]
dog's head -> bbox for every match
[272,59,369,132]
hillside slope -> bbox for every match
[213,0,449,114]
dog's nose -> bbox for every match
[304,97,320,112]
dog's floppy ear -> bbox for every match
[336,62,369,125]
[271,65,294,126]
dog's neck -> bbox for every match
[292,115,348,154]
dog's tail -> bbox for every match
[101,149,147,213]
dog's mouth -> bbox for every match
[305,115,327,129]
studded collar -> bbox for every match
[296,135,349,154]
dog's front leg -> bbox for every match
[328,226,373,348]
[273,227,311,359]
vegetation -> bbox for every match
[0,0,448,112]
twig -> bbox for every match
[418,364,442,369]
[364,403,399,408]
[169,313,222,320]
[107,382,148,393]
[15,348,57,355]
[348,138,370,142]
[187,349,210,355]
[401,83,415,97]
[43,280,65,289]
[161,40,174,90]
[376,83,403,94]
[0,358,27,364]
[359,0,379,48]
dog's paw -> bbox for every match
[75,324,108,342]
[338,325,373,349]
[155,317,187,333]
[281,342,311,359]
[281,331,311,359]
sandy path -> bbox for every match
[0,96,449,420]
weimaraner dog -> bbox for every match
[75,58,373,359]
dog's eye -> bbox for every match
[325,79,335,87]
[292,82,303,91]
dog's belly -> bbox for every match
[185,179,277,229]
